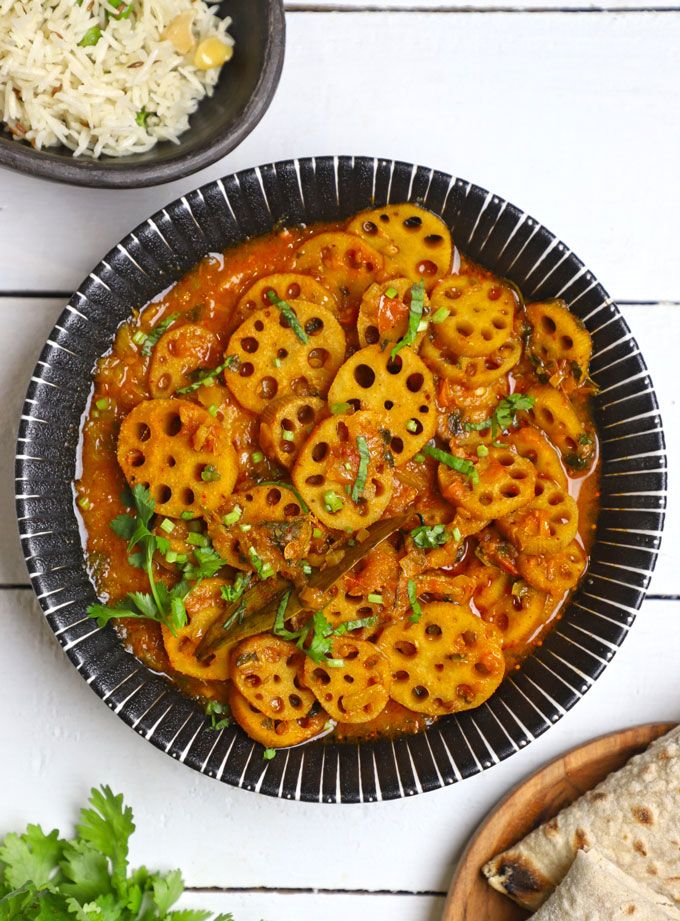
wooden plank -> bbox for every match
[3,298,677,593]
[285,2,680,9]
[0,12,678,300]
[179,890,445,921]
[0,586,677,892]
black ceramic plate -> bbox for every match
[16,157,666,802]
[0,1,285,189]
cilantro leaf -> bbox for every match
[390,281,425,359]
[151,868,184,914]
[76,787,133,892]
[0,826,62,890]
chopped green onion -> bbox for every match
[367,593,384,605]
[252,451,264,464]
[391,281,426,360]
[452,527,462,542]
[351,435,370,503]
[323,490,344,514]
[330,402,352,415]
[411,523,449,549]
[222,506,243,527]
[405,419,418,434]
[201,464,221,483]
[79,25,101,47]
[248,546,274,580]
[417,319,429,333]
[95,397,111,411]
[273,357,282,368]
[77,497,93,511]
[165,550,178,564]
[384,286,398,299]
[207,404,219,418]
[414,453,425,463]
[180,510,196,520]
[312,528,323,539]
[423,444,479,486]
[301,562,313,575]
[239,523,252,532]
[334,615,378,635]
[266,290,309,344]
[160,518,175,534]
[187,532,209,548]
[135,107,149,128]
[431,307,450,324]
[407,579,423,624]
[477,444,489,458]
[132,330,148,347]
[263,748,277,761]
[281,429,295,442]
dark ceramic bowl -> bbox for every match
[16,157,667,802]
[0,1,284,189]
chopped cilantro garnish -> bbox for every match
[407,579,423,623]
[423,444,479,486]
[175,354,239,393]
[351,435,370,502]
[221,571,251,604]
[266,290,309,343]
[391,280,426,359]
[410,522,450,549]
[464,393,535,441]
[141,312,180,357]
[205,699,231,731]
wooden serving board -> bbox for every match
[442,722,677,921]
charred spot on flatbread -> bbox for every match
[632,806,654,826]
[482,853,549,899]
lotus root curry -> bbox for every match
[76,204,600,750]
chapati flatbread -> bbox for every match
[533,849,680,921]
[482,725,680,911]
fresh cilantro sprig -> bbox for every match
[176,355,240,394]
[390,281,426,359]
[87,485,189,635]
[273,592,377,668]
[464,393,535,443]
[205,700,232,731]
[0,785,235,920]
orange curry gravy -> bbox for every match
[76,221,600,744]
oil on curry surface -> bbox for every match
[76,204,600,749]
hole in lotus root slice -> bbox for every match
[258,395,327,470]
[430,274,517,358]
[321,578,384,638]
[161,578,231,680]
[327,345,437,465]
[437,445,537,519]
[303,637,391,724]
[517,539,587,595]
[117,399,238,517]
[148,324,221,398]
[526,299,592,373]
[228,685,328,749]
[508,424,568,490]
[234,272,339,327]
[471,565,552,653]
[293,232,386,318]
[225,302,346,414]
[292,410,394,530]
[496,475,579,554]
[396,573,475,615]
[421,332,521,388]
[346,204,453,285]
[206,484,312,570]
[357,277,430,348]
[377,602,504,716]
[526,385,592,467]
[230,635,316,721]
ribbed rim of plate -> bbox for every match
[15,157,667,802]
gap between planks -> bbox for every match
[284,5,680,13]
[186,885,446,897]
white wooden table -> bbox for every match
[1,3,679,919]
